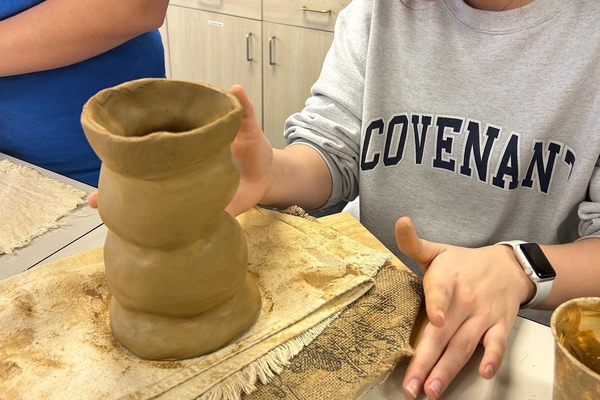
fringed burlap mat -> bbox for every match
[0,207,393,399]
[244,265,424,400]
[0,159,86,254]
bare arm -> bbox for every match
[539,237,600,308]
[0,0,169,77]
[261,145,333,210]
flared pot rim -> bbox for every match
[81,78,243,177]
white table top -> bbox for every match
[0,156,556,399]
[362,316,554,399]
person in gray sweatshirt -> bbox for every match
[224,0,600,398]
[88,0,600,398]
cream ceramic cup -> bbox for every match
[551,297,600,399]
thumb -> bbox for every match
[229,84,263,142]
[395,216,443,271]
[396,217,451,328]
[230,84,257,125]
[87,191,98,209]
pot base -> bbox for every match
[110,273,262,360]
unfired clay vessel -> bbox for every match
[81,78,261,360]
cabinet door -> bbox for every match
[166,6,263,124]
[169,0,261,20]
[263,0,351,32]
[262,22,333,149]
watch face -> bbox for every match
[520,243,556,280]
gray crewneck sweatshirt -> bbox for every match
[284,0,600,268]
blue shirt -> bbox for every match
[0,1,166,186]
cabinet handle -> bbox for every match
[269,36,276,66]
[301,5,332,14]
[246,33,253,62]
[199,0,223,5]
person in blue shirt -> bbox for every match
[0,0,170,186]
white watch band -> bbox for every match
[495,240,553,309]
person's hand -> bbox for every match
[225,84,274,216]
[395,217,535,399]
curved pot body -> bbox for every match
[81,78,261,360]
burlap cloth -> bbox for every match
[0,159,86,254]
[243,264,423,400]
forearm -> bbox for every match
[539,237,600,309]
[0,0,168,77]
[261,144,333,210]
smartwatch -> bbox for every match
[495,240,556,309]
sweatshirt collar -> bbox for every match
[442,0,565,34]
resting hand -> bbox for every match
[395,217,535,399]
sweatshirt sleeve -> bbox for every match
[578,157,600,238]
[283,0,370,208]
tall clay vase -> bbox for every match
[81,78,261,360]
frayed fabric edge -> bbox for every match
[197,312,341,400]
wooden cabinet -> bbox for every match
[164,0,349,148]
[262,23,333,148]
[170,0,261,20]
[166,6,263,124]
[263,0,347,32]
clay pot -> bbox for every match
[551,297,600,399]
[81,78,261,360]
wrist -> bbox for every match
[260,145,332,210]
[258,149,282,207]
[495,241,556,309]
[495,244,537,307]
